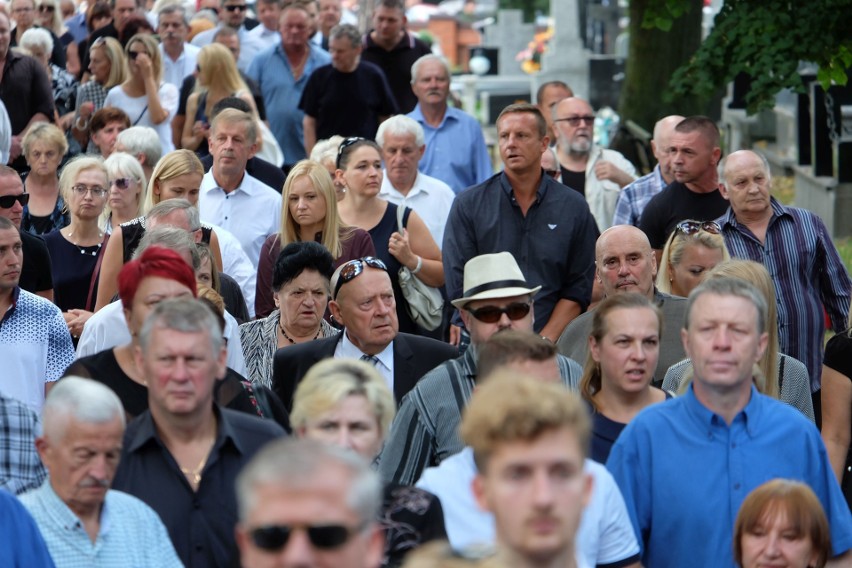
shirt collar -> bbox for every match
[126,405,246,456]
[684,383,760,437]
[0,286,20,327]
[204,170,260,197]
[339,331,394,371]
[380,171,429,199]
[38,480,106,534]
[720,196,790,230]
[498,171,547,204]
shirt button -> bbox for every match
[731,442,736,448]
[734,483,741,490]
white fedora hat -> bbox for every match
[451,252,541,309]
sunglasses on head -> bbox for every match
[333,256,387,299]
[675,220,721,236]
[466,302,531,323]
[249,523,362,551]
[335,136,366,169]
[0,193,29,209]
[224,4,247,11]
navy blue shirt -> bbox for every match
[443,171,599,332]
[112,406,285,568]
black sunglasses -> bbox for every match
[467,302,531,324]
[38,4,55,12]
[224,4,247,11]
[128,50,145,60]
[335,136,366,169]
[249,523,362,551]
[0,193,30,209]
[333,256,387,299]
[675,220,721,236]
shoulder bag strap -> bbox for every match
[86,232,110,311]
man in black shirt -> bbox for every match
[638,116,728,261]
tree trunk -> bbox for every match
[618,0,705,133]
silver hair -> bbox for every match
[147,198,201,232]
[42,376,125,440]
[138,297,224,354]
[310,135,345,168]
[376,114,425,149]
[236,438,382,523]
[684,276,768,335]
[134,225,201,270]
[19,27,54,53]
[410,53,450,85]
[157,3,189,26]
[718,150,771,189]
[116,127,163,168]
[105,151,147,187]
[329,23,361,48]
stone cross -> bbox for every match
[482,9,534,76]
[536,0,589,99]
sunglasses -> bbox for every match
[110,178,132,190]
[466,302,531,323]
[37,4,54,12]
[0,193,29,209]
[249,523,363,551]
[554,115,595,126]
[128,50,146,60]
[675,220,721,236]
[224,4,247,11]
[336,136,366,169]
[333,256,387,299]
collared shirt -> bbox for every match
[576,144,636,232]
[112,407,285,568]
[362,30,432,113]
[379,170,456,246]
[418,448,640,567]
[247,43,331,165]
[443,172,598,331]
[159,42,200,88]
[199,170,282,268]
[0,392,46,495]
[0,288,74,412]
[247,24,280,50]
[191,24,265,73]
[19,483,182,568]
[408,104,492,193]
[335,332,395,392]
[607,385,852,567]
[612,165,665,227]
[378,345,583,485]
[0,488,55,567]
[718,198,852,391]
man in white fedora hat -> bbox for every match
[377,251,583,485]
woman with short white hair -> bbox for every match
[102,152,147,233]
[19,27,78,127]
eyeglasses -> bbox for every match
[0,193,29,209]
[224,4,247,11]
[12,6,33,12]
[71,184,108,197]
[554,115,595,126]
[335,136,366,169]
[466,302,531,323]
[110,178,132,190]
[37,4,54,12]
[333,256,387,299]
[675,220,721,236]
[249,523,364,551]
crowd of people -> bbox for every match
[0,0,851,566]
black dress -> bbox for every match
[824,331,852,509]
[43,230,103,312]
[368,203,418,335]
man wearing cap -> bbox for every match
[377,252,583,486]
[271,256,457,417]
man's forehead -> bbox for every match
[383,132,417,147]
[339,267,391,299]
[670,129,711,149]
[0,227,22,245]
[725,153,767,179]
[556,98,592,116]
[689,293,759,323]
[596,228,650,260]
[0,175,23,196]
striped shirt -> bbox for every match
[0,393,46,495]
[612,165,665,227]
[719,198,852,391]
[377,346,583,486]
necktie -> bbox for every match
[361,354,379,366]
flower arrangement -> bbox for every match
[516,27,553,74]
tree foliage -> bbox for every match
[644,0,852,114]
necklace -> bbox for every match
[279,320,321,344]
[65,229,104,256]
[180,453,209,488]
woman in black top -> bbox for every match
[821,326,852,509]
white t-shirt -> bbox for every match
[104,83,179,153]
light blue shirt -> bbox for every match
[247,43,331,165]
[408,104,492,194]
[607,385,852,568]
[19,482,183,568]
[611,165,665,227]
[334,332,394,392]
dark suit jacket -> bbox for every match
[272,331,458,415]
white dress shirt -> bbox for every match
[199,170,282,268]
[247,24,280,49]
[379,170,456,248]
[334,331,395,392]
[159,43,200,88]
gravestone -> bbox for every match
[535,0,589,99]
[481,10,534,76]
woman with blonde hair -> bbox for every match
[103,33,179,153]
[181,43,258,154]
[656,219,730,297]
[292,358,447,567]
[662,259,814,421]
[102,152,147,233]
[73,36,128,151]
[35,0,79,75]
[20,123,69,235]
[255,159,375,318]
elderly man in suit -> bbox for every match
[272,256,457,414]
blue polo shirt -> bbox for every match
[607,385,852,568]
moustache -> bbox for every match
[80,477,110,489]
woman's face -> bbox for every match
[126,40,148,73]
[196,255,213,288]
[740,511,819,568]
[155,172,202,205]
[275,268,329,333]
[338,145,382,198]
[107,173,141,218]
[299,394,384,460]
[669,242,724,297]
[25,44,50,70]
[590,306,660,396]
[288,175,327,233]
[27,140,62,176]
[36,2,54,27]
[68,168,108,220]
[88,47,111,84]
